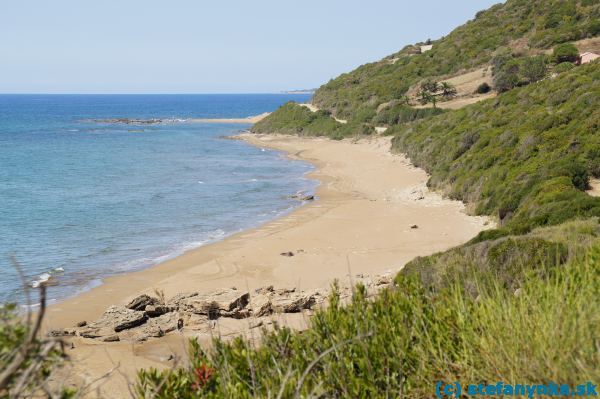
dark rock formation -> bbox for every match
[71,273,395,343]
[126,294,159,311]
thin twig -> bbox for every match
[0,284,50,391]
[293,333,372,398]
[275,366,293,399]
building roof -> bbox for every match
[580,52,600,63]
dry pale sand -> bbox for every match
[46,134,492,397]
[587,178,600,197]
[187,112,271,124]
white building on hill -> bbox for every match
[420,44,433,53]
[580,52,599,64]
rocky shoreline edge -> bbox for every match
[48,272,395,344]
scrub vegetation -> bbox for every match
[136,232,600,398]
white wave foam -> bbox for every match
[31,272,51,288]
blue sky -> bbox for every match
[0,1,501,94]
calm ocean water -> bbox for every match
[0,94,314,304]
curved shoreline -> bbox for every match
[44,139,320,327]
[45,133,493,396]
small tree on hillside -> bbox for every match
[493,59,521,92]
[418,80,440,108]
[523,55,548,83]
[440,82,458,100]
[418,90,435,108]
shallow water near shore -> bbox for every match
[0,94,314,304]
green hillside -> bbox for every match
[391,62,600,236]
[312,0,599,119]
[252,102,444,139]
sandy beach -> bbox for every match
[45,133,492,396]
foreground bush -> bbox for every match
[136,243,599,398]
[0,283,71,398]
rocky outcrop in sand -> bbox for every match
[53,273,395,343]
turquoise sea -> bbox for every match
[0,94,314,304]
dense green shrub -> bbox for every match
[404,219,598,292]
[493,68,522,92]
[475,82,491,94]
[492,55,551,92]
[554,61,576,73]
[553,42,580,63]
[589,19,600,36]
[251,102,339,137]
[522,55,549,83]
[251,102,374,139]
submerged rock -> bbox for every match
[289,193,315,201]
[88,118,164,125]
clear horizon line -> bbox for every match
[0,92,314,96]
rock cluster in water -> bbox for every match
[86,118,164,125]
[83,118,186,125]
